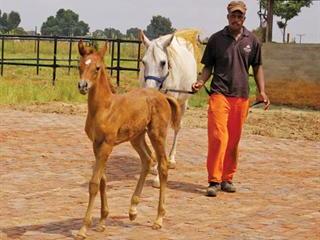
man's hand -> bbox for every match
[256,92,270,110]
[192,80,205,92]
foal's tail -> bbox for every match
[166,96,182,131]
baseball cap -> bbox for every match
[227,1,247,14]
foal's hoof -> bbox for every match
[129,212,137,221]
[76,226,88,239]
[95,224,106,232]
[168,161,176,169]
[76,233,87,240]
[152,223,162,230]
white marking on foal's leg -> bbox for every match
[129,195,139,221]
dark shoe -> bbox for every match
[221,181,236,193]
[206,182,220,197]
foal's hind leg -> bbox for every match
[148,131,168,229]
[129,133,153,221]
[144,137,157,175]
[96,173,109,232]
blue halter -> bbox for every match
[144,72,170,90]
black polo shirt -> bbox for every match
[201,26,262,98]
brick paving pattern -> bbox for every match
[0,110,319,240]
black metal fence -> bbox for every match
[0,34,142,86]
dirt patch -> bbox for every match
[2,102,319,141]
[266,80,320,110]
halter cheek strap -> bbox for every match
[144,71,170,90]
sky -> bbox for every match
[1,0,320,43]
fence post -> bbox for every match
[137,41,141,77]
[111,41,115,76]
[68,38,73,74]
[116,39,120,86]
[1,36,4,76]
[36,36,40,75]
[52,36,58,85]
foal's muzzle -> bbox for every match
[78,80,89,95]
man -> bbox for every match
[192,0,270,197]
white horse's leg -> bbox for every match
[152,173,160,188]
[168,130,179,169]
[168,101,186,169]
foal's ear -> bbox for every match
[99,41,108,58]
[161,34,174,48]
[78,39,87,56]
[140,30,151,48]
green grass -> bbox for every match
[0,66,85,105]
[0,68,257,107]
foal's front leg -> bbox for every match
[77,143,112,239]
[96,173,109,232]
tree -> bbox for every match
[12,27,27,35]
[41,9,89,36]
[92,29,105,38]
[92,28,124,39]
[0,10,21,33]
[261,0,312,43]
[145,15,175,39]
[126,27,140,39]
[103,27,123,39]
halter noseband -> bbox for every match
[144,71,170,90]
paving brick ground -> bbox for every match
[0,109,319,240]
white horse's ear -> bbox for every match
[140,30,151,48]
[161,34,174,48]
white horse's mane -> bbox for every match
[155,31,198,61]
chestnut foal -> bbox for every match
[76,40,181,239]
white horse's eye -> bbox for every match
[160,61,166,67]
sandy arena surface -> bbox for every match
[0,105,319,240]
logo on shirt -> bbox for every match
[243,45,252,53]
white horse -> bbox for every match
[139,29,199,187]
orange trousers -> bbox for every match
[207,94,249,183]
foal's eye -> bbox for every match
[160,61,166,67]
[96,65,101,71]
